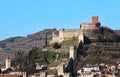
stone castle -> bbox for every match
[50,16,101,44]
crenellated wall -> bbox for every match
[59,29,80,42]
[50,16,101,44]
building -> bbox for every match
[1,56,12,71]
[6,56,11,69]
[10,72,27,77]
[50,16,101,44]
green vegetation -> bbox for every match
[45,34,48,47]
[82,43,120,65]
[12,47,59,74]
[53,42,61,49]
[94,27,120,43]
[2,68,12,74]
[61,37,79,46]
[66,42,120,75]
[116,70,120,77]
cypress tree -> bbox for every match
[45,34,48,46]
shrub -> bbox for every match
[53,42,61,49]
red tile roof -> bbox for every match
[0,74,21,77]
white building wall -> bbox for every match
[6,57,11,69]
[64,73,70,77]
[47,75,55,77]
[40,71,46,77]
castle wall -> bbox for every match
[69,46,76,59]
[50,36,60,44]
[80,23,97,30]
[50,16,101,44]
[59,29,79,42]
[82,29,98,40]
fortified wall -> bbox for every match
[59,29,80,42]
[50,16,101,44]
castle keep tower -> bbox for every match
[6,56,11,69]
[80,16,101,30]
[92,16,99,24]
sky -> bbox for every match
[0,0,120,40]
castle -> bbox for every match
[50,16,101,44]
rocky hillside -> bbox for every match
[0,29,58,61]
[115,30,120,36]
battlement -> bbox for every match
[50,16,101,44]
[59,29,79,32]
[59,29,80,42]
[80,16,101,30]
[80,23,96,30]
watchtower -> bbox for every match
[69,46,76,59]
[92,16,99,24]
[6,56,11,69]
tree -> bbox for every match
[0,68,2,74]
[2,68,12,74]
[27,62,36,74]
[53,42,61,49]
[45,34,48,46]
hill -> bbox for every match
[115,30,120,36]
[0,27,119,65]
[0,29,58,63]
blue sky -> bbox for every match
[0,0,120,40]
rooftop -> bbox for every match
[0,74,21,77]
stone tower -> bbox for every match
[69,46,76,59]
[6,56,11,69]
[79,31,84,43]
[92,16,99,24]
